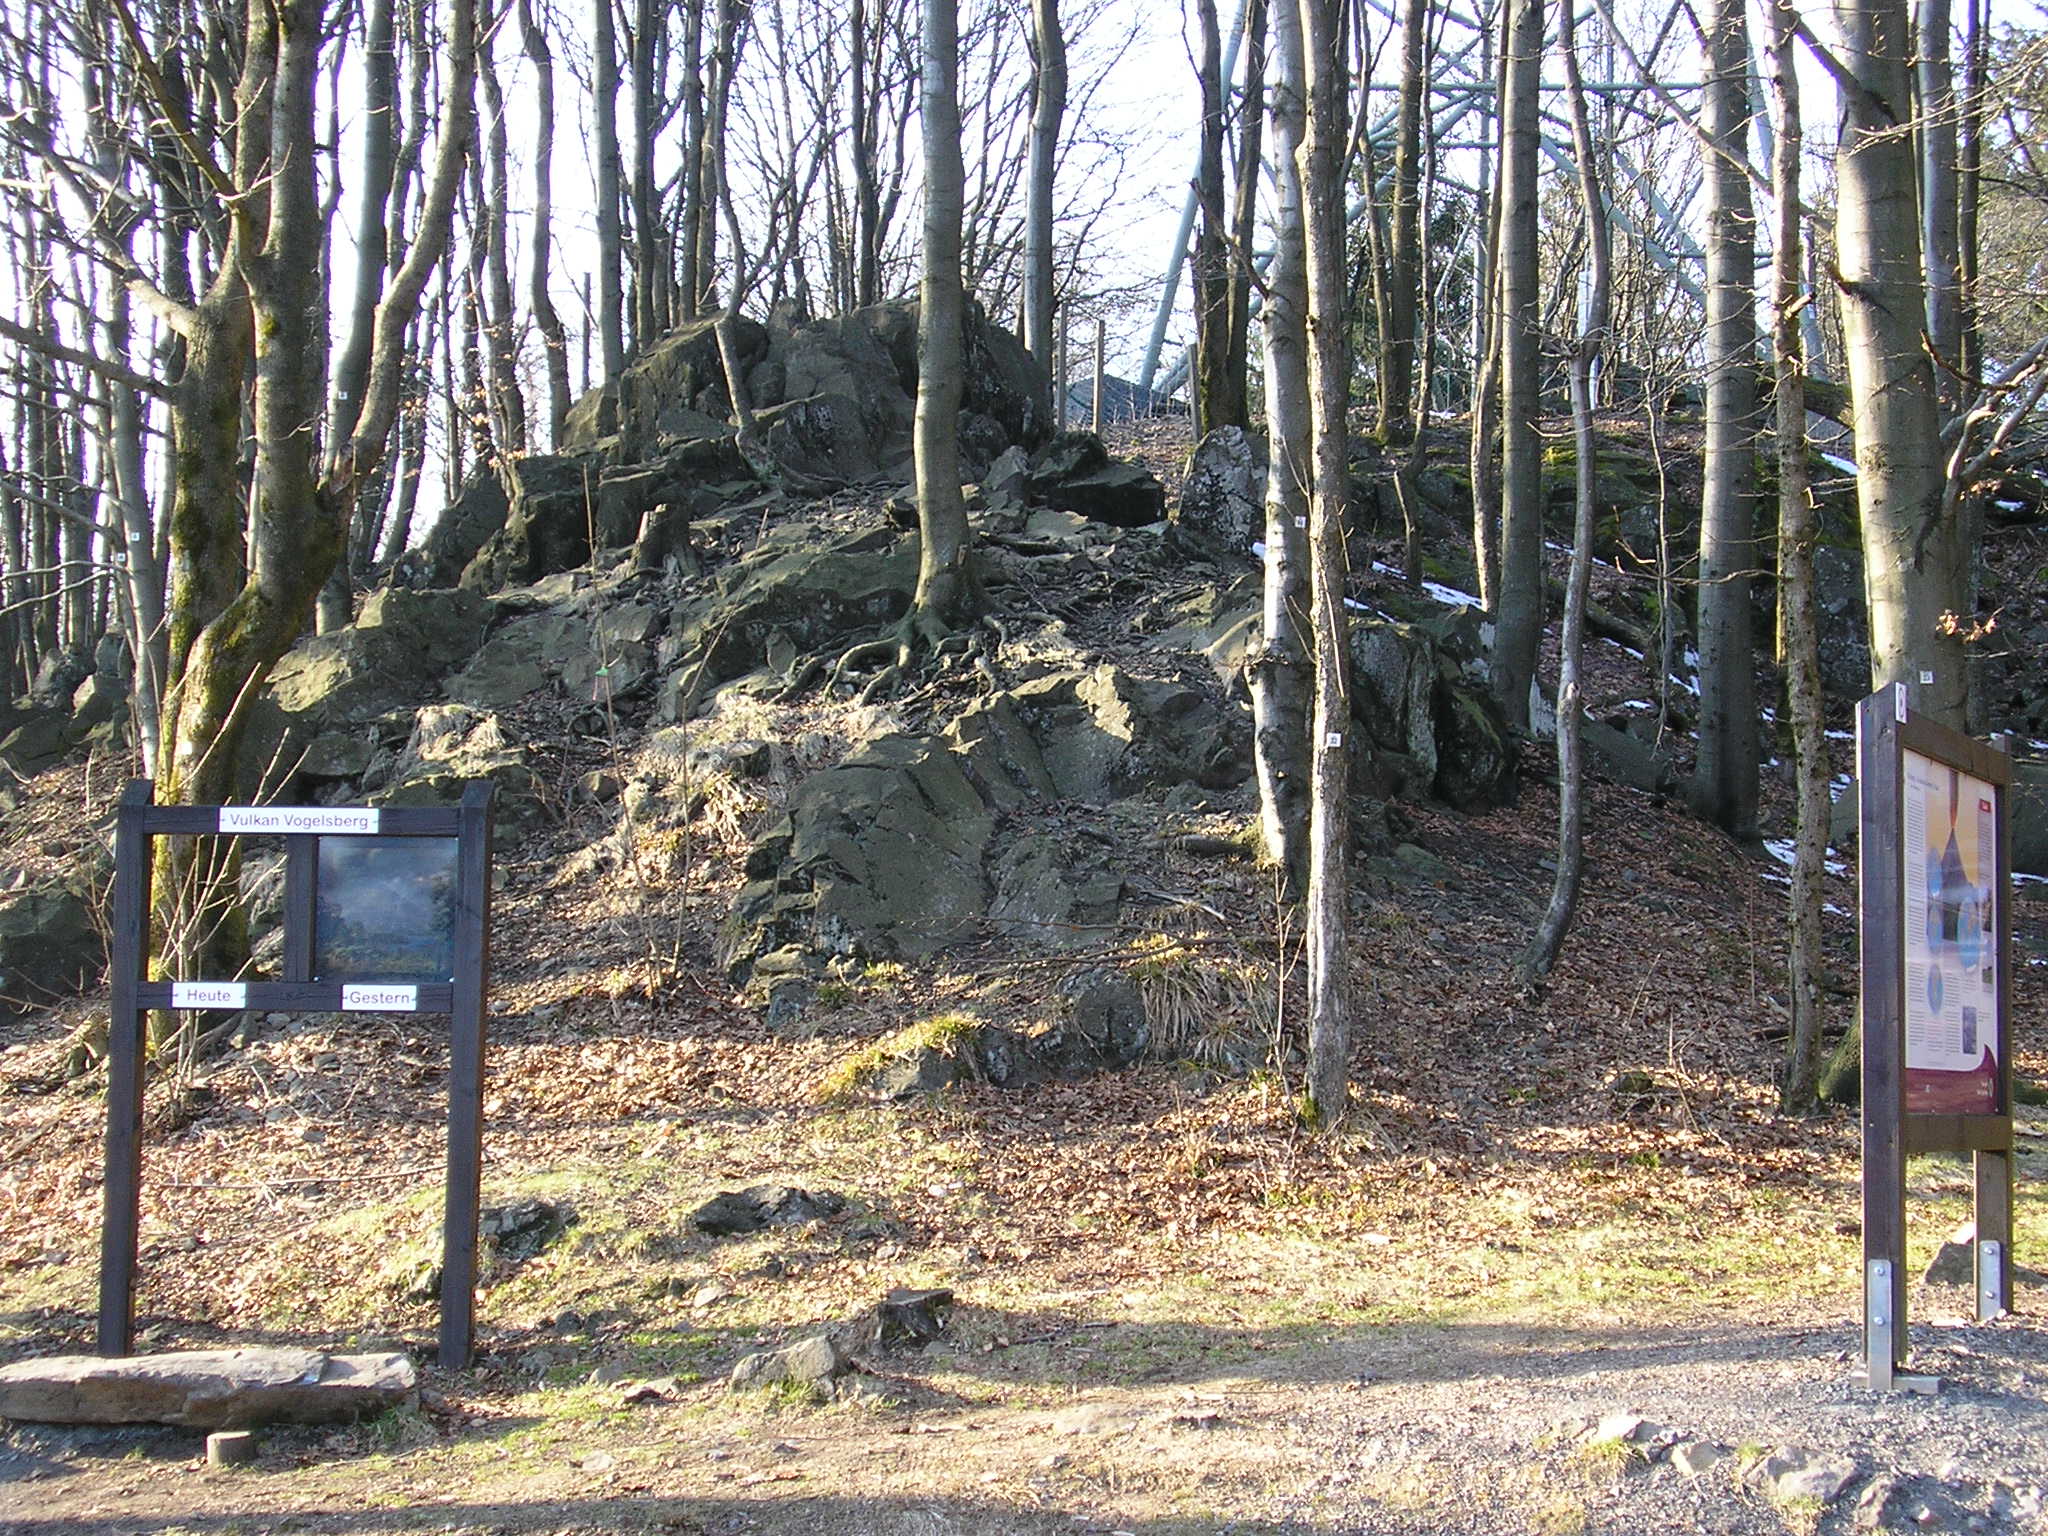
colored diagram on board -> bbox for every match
[1901,748,2000,1113]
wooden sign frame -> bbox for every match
[98,779,495,1370]
[1856,686,2014,1392]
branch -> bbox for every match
[106,0,239,206]
[0,313,168,400]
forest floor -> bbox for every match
[4,417,2048,1535]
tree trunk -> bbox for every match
[1469,5,1503,613]
[478,0,527,454]
[910,0,973,645]
[1835,0,1966,728]
[1253,0,1313,898]
[1192,0,1236,436]
[1491,0,1543,730]
[1299,0,1353,1125]
[1691,0,1759,841]
[1766,0,1828,1113]
[1916,0,1961,410]
[1521,0,1610,986]
[1379,0,1427,442]
[1024,0,1064,396]
[519,0,572,446]
[594,0,626,381]
[1225,0,1268,433]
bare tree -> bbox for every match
[909,0,974,653]
[1835,0,1966,727]
[1490,0,1542,729]
[1252,0,1312,897]
[1024,0,1065,388]
[1299,0,1353,1124]
[1521,0,1610,986]
[1766,0,1827,1112]
[1691,0,1759,840]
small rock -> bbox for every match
[1762,1446,1860,1505]
[1670,1441,1725,1478]
[729,1334,849,1393]
[1856,1474,1905,1530]
[1922,1223,1977,1285]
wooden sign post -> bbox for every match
[98,780,495,1370]
[1856,685,2014,1393]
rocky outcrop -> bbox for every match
[462,433,751,591]
[720,668,1247,974]
[0,1348,416,1428]
[658,523,917,707]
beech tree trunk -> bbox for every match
[1379,0,1426,442]
[1835,0,1966,728]
[594,0,626,380]
[1766,0,1828,1112]
[1299,0,1352,1125]
[1253,0,1313,898]
[1521,0,1610,986]
[1192,0,1236,436]
[1490,0,1542,729]
[909,0,972,645]
[1691,0,1759,841]
[1024,0,1064,394]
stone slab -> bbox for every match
[0,1348,416,1428]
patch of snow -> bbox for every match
[1763,838,1847,877]
[1826,730,1855,741]
[1606,640,1647,661]
[1820,452,1857,475]
[1424,580,1481,608]
[2017,872,2048,886]
[1620,699,1655,711]
[1825,903,1848,917]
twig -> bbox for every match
[161,1165,446,1192]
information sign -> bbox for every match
[1901,750,2001,1114]
[1856,687,2015,1393]
[98,783,493,1371]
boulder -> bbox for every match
[562,315,770,458]
[1173,426,1267,555]
[391,469,508,589]
[722,731,994,969]
[728,1334,849,1395]
[27,647,93,711]
[0,709,81,775]
[1038,968,1149,1074]
[1029,432,1166,527]
[987,835,1122,943]
[480,1198,574,1262]
[460,454,615,589]
[444,611,590,710]
[0,883,101,1013]
[721,667,1245,974]
[374,704,540,831]
[850,1288,955,1349]
[0,1348,416,1428]
[690,1185,846,1237]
